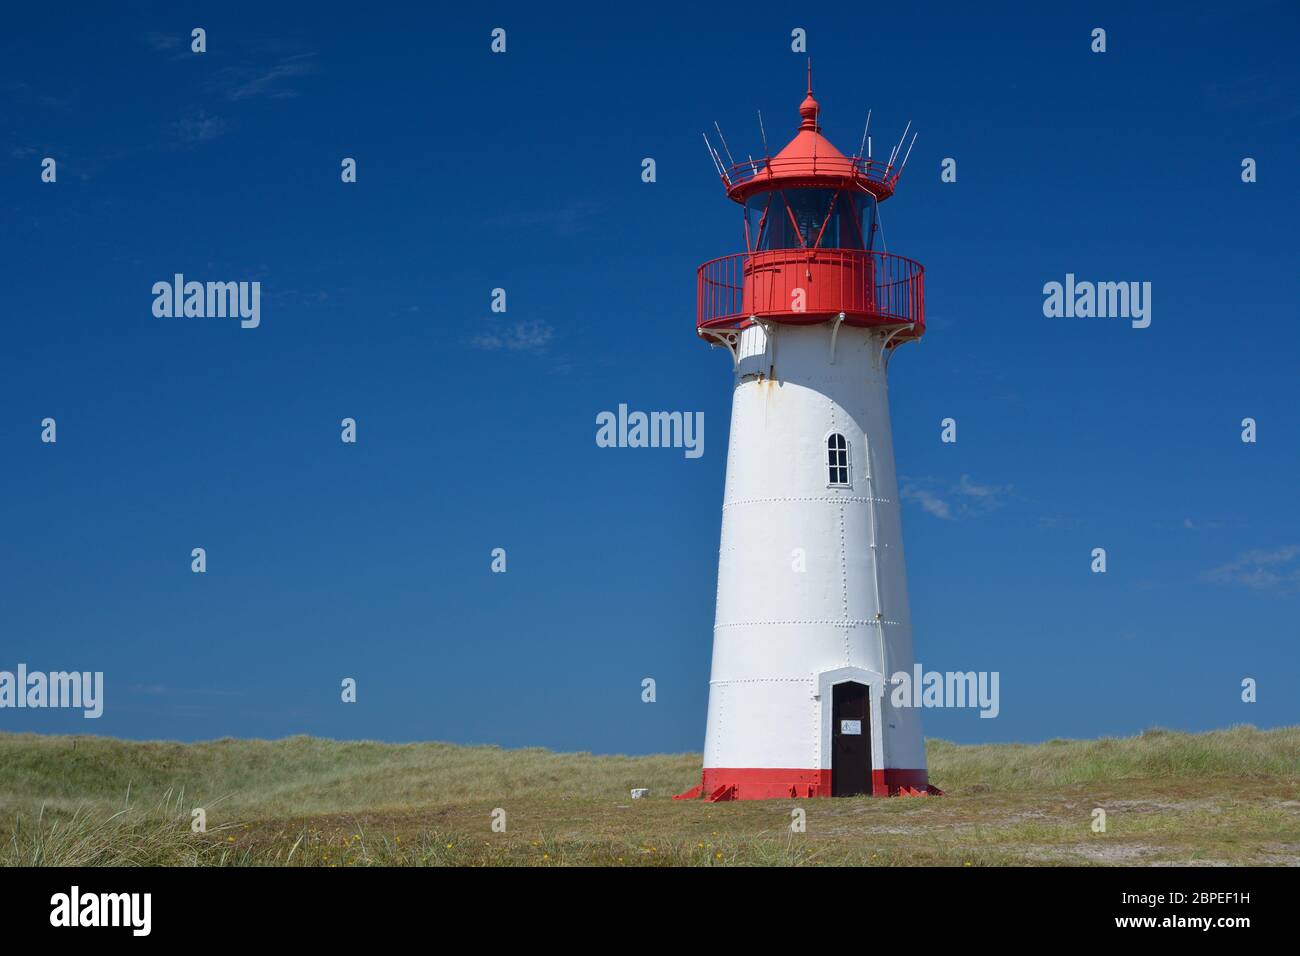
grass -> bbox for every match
[1,725,1297,866]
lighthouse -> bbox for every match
[677,74,938,801]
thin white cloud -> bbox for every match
[144,32,183,52]
[1204,545,1300,594]
[902,474,1011,520]
[1182,517,1227,531]
[901,485,952,519]
[470,320,555,353]
[173,109,231,144]
[956,474,1008,499]
[212,54,318,101]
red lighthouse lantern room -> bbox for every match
[697,73,924,347]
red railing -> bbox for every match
[720,154,899,197]
[697,248,924,338]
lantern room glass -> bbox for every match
[745,189,876,252]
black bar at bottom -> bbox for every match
[0,865,1288,941]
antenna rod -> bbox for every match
[713,121,738,170]
[897,132,918,178]
[757,109,769,156]
[702,132,718,176]
[702,132,725,181]
[889,121,912,171]
[714,147,731,184]
[714,142,732,184]
[858,109,872,159]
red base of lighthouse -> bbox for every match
[673,768,942,801]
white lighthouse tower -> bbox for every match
[677,75,938,800]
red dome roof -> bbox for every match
[768,89,858,177]
[720,84,898,205]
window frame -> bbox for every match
[825,432,852,488]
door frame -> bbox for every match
[815,666,885,792]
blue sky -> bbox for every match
[2,2,1297,752]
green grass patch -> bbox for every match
[2,725,1296,866]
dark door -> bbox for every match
[831,682,872,796]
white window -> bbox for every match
[827,433,850,487]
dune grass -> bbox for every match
[2,725,1297,866]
